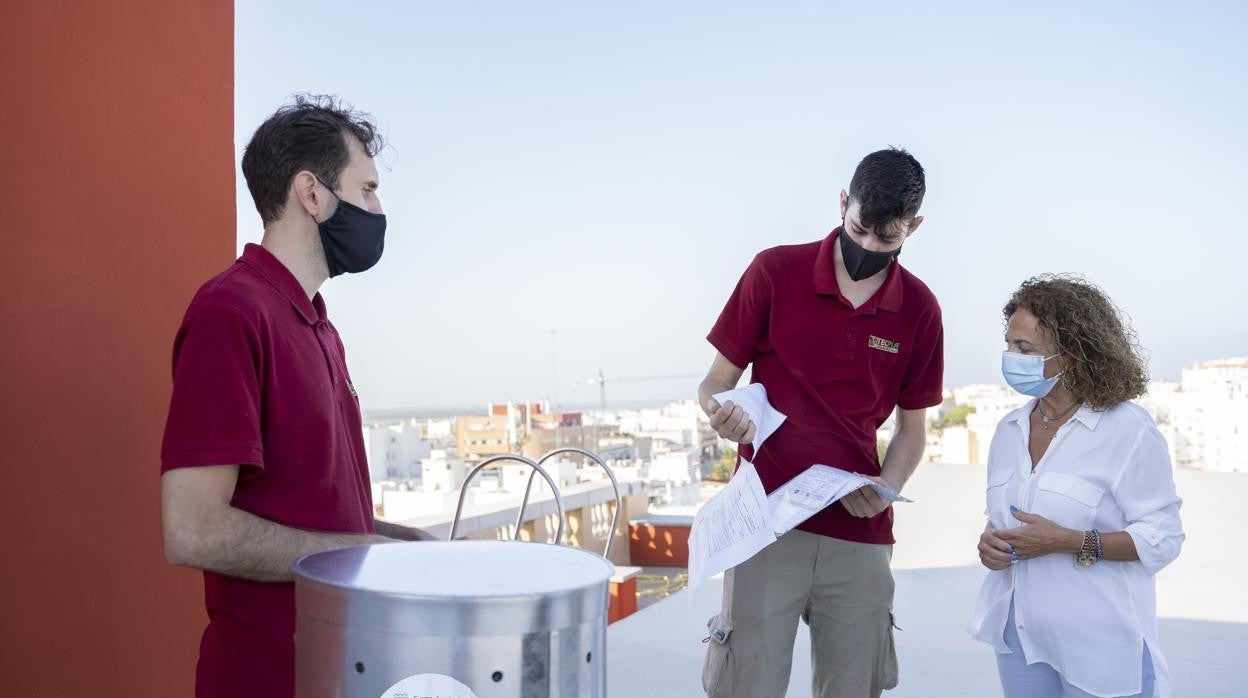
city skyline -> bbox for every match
[362,354,1247,415]
[365,354,1248,473]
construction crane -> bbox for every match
[579,369,703,412]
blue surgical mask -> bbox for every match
[1002,351,1062,397]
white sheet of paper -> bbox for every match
[712,383,787,455]
[767,466,862,535]
[766,464,913,536]
[687,459,776,600]
[690,386,911,598]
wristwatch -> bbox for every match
[1076,529,1102,567]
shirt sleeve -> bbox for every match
[1112,426,1184,575]
[897,306,944,410]
[706,253,772,369]
[160,301,265,473]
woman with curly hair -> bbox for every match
[968,275,1184,697]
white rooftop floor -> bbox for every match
[609,464,1248,696]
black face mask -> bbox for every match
[314,179,387,278]
[839,222,901,281]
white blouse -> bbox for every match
[968,400,1184,697]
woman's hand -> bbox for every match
[996,507,1084,561]
[979,524,1014,571]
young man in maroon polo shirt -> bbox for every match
[698,148,943,698]
[160,96,433,698]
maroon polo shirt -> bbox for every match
[708,227,944,545]
[161,243,374,698]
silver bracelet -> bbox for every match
[1076,530,1097,567]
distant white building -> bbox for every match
[615,400,715,455]
[364,426,400,482]
[498,458,577,494]
[940,426,976,465]
[645,450,701,507]
[420,418,454,440]
[364,424,433,482]
[931,360,1248,472]
[948,384,1028,465]
[649,451,699,487]
[1141,358,1248,473]
[420,451,467,492]
[382,487,462,521]
[1180,358,1248,398]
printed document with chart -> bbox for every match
[688,384,912,597]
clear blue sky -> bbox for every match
[235,1,1247,411]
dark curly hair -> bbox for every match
[849,147,926,230]
[1004,275,1149,410]
[242,94,385,225]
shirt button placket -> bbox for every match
[1015,575,1026,638]
[314,322,338,388]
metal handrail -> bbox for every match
[449,454,566,544]
[517,447,622,559]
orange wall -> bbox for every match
[1,2,234,695]
[629,523,692,567]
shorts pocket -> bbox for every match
[701,614,735,696]
[881,611,900,690]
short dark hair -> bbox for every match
[848,147,926,230]
[1004,274,1150,410]
[241,94,384,225]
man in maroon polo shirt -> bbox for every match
[160,96,433,698]
[698,148,943,698]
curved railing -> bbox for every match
[449,454,566,544]
[517,447,622,559]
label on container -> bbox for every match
[380,673,478,698]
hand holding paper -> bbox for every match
[839,474,906,518]
[711,383,787,455]
[768,465,910,534]
[689,461,911,600]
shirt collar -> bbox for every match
[1071,403,1104,430]
[240,243,326,325]
[1006,402,1030,426]
[812,227,904,312]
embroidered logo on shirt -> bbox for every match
[347,380,358,397]
[868,335,900,354]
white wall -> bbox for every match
[650,450,699,486]
[941,426,973,465]
[421,456,467,492]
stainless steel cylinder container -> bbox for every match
[294,541,613,698]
